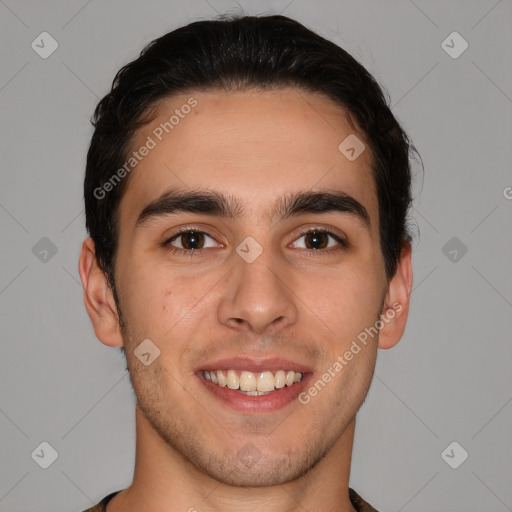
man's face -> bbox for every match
[113,88,388,486]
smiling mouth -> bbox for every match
[202,369,304,395]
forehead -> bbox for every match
[118,88,378,230]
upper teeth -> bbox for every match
[203,369,303,392]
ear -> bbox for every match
[378,242,413,350]
[78,237,124,347]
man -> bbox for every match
[79,14,416,512]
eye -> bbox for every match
[290,229,347,251]
[165,229,220,253]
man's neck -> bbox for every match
[107,406,358,512]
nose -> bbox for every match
[217,250,299,335]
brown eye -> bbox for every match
[167,230,217,251]
[304,231,329,249]
[291,230,346,251]
[179,231,204,250]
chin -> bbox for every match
[205,462,304,488]
[197,444,326,488]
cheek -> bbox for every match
[309,260,384,337]
[118,261,221,340]
[117,263,179,334]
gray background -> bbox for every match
[1,0,511,511]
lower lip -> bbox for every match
[197,372,313,413]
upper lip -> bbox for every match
[196,356,313,374]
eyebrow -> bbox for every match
[135,188,371,230]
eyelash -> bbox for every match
[162,227,348,257]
